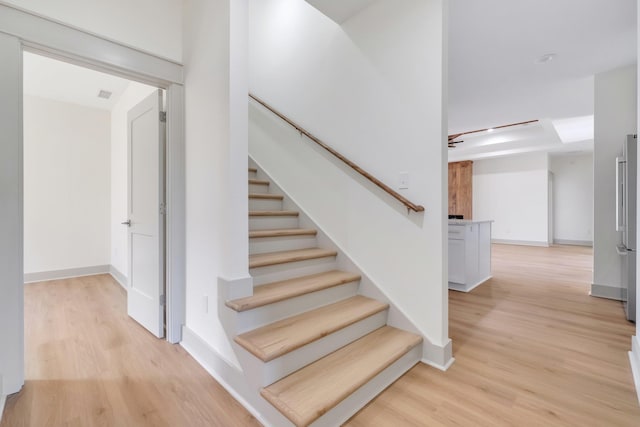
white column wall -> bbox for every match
[182,0,249,366]
[0,32,24,396]
[631,0,640,403]
[593,65,637,298]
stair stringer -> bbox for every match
[250,156,453,370]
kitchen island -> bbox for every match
[448,220,493,292]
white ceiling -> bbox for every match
[448,0,637,160]
[22,1,637,160]
[305,0,376,24]
[23,52,132,111]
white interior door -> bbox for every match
[126,89,165,338]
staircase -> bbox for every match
[225,165,423,427]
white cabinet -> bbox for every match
[448,221,492,292]
[448,238,466,284]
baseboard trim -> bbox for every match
[630,336,640,405]
[492,239,550,247]
[553,239,593,247]
[0,393,6,424]
[180,326,273,427]
[109,265,128,290]
[422,338,454,371]
[590,283,624,301]
[24,265,110,284]
[0,372,5,423]
[449,276,492,293]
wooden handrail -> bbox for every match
[249,94,425,213]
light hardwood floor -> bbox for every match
[1,275,261,427]
[345,244,640,426]
[3,245,639,426]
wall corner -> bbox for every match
[422,338,454,371]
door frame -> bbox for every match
[0,2,185,395]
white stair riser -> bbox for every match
[263,311,388,386]
[248,170,257,179]
[308,343,422,427]
[249,198,283,211]
[249,183,270,193]
[251,258,338,286]
[243,311,388,388]
[249,235,318,255]
[235,282,359,333]
[250,216,299,230]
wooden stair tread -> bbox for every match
[249,193,283,200]
[261,326,422,427]
[235,296,388,362]
[248,167,257,173]
[249,228,317,239]
[226,270,361,312]
[249,179,270,186]
[249,248,337,269]
[249,210,298,217]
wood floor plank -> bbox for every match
[4,245,640,426]
[235,296,388,362]
[344,244,640,426]
[0,275,260,427]
[261,326,422,427]
[226,270,361,312]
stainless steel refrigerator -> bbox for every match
[616,134,637,322]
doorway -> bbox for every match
[23,52,168,338]
[0,11,185,396]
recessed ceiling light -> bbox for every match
[97,90,112,99]
[535,53,557,64]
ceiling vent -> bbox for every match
[97,90,112,99]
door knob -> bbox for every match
[121,220,131,227]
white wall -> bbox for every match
[249,0,449,355]
[593,64,637,297]
[3,0,183,62]
[633,1,640,399]
[23,94,110,274]
[550,153,594,245]
[473,152,550,245]
[182,0,249,366]
[110,82,158,281]
[0,31,24,396]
